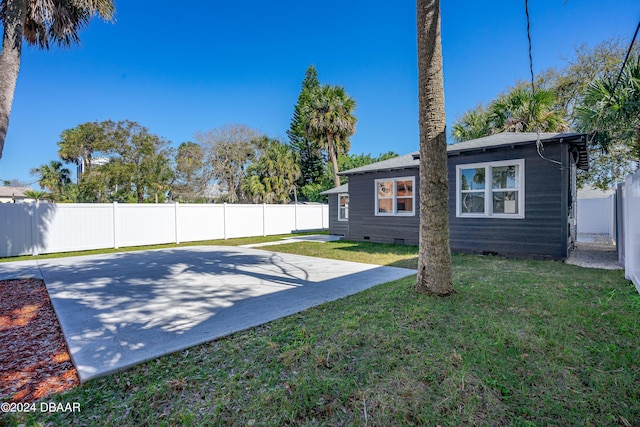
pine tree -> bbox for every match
[287,65,324,189]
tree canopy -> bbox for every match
[30,160,71,201]
[452,38,640,189]
[574,54,640,188]
[288,65,324,189]
[303,84,357,188]
[242,137,301,204]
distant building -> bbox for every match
[0,186,34,203]
[76,157,110,182]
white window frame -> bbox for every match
[338,193,349,221]
[374,176,415,216]
[456,159,525,219]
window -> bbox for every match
[456,159,524,218]
[375,177,415,216]
[338,193,349,221]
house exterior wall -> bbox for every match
[448,142,569,259]
[343,142,572,259]
[346,168,421,245]
[326,194,349,236]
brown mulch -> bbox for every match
[0,278,79,403]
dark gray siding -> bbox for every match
[344,142,572,259]
[346,169,420,245]
[448,142,569,259]
[327,194,349,236]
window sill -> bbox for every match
[457,213,525,219]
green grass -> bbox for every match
[0,231,323,263]
[2,241,639,426]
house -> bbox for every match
[320,183,349,237]
[0,186,34,203]
[322,132,589,260]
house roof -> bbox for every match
[338,152,420,175]
[0,186,31,198]
[320,183,349,195]
[339,132,588,176]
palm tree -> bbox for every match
[303,85,357,188]
[575,55,640,161]
[415,0,453,296]
[31,160,71,200]
[24,189,47,202]
[451,105,491,142]
[575,54,640,188]
[489,87,569,134]
[243,139,301,204]
[0,0,115,160]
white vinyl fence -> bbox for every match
[0,202,328,258]
[621,171,640,292]
[577,196,616,237]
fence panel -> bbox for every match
[264,205,297,235]
[295,204,328,231]
[624,171,640,292]
[0,203,36,257]
[177,204,225,242]
[225,205,264,238]
[40,204,114,254]
[116,204,177,247]
[577,197,614,235]
[0,202,328,257]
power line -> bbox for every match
[525,0,562,167]
[610,20,640,100]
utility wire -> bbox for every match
[525,0,562,166]
[608,20,640,105]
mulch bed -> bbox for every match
[0,278,79,403]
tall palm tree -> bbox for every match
[303,84,357,188]
[31,160,71,200]
[0,0,115,160]
[416,0,453,296]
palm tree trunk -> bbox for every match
[326,134,341,188]
[0,0,27,160]
[416,0,453,296]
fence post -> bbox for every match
[262,203,267,236]
[617,183,625,264]
[174,202,180,244]
[322,204,326,230]
[113,202,119,249]
[223,203,227,240]
[31,202,39,256]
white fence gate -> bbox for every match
[577,196,616,237]
[0,202,329,258]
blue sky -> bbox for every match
[1,0,638,185]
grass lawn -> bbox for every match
[0,232,322,263]
[2,240,639,426]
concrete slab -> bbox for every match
[3,246,414,382]
[240,234,342,248]
[0,259,43,281]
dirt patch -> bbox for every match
[0,278,79,403]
